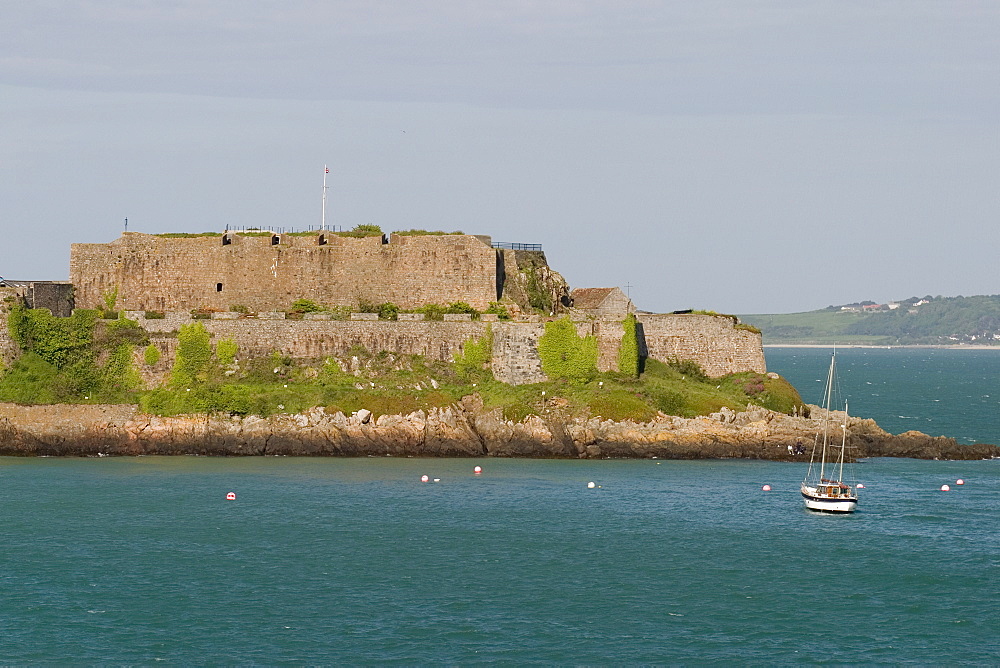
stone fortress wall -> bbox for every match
[638,314,767,378]
[23,229,767,386]
[130,310,764,386]
[70,232,502,313]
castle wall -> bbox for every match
[0,288,21,368]
[70,232,500,313]
[132,313,764,386]
[130,313,551,385]
[637,314,766,377]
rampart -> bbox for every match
[637,314,766,376]
[70,232,502,313]
[128,311,764,386]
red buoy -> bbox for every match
[420,475,429,483]
[474,466,482,475]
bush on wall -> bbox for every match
[454,325,493,380]
[170,322,213,388]
[537,317,598,382]
[617,314,640,377]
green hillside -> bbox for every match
[741,295,1000,345]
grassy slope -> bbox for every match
[740,310,893,345]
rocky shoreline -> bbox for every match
[1,399,997,461]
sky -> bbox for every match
[2,1,998,315]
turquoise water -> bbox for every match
[766,346,1000,445]
[1,456,997,664]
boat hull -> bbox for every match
[801,486,858,513]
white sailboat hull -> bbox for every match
[801,484,858,513]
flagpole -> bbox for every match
[321,165,329,231]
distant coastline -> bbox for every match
[764,344,1000,350]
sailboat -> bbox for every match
[800,352,859,513]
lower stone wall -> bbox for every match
[637,314,766,377]
[0,289,21,368]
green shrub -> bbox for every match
[143,344,161,366]
[416,303,445,321]
[144,311,166,319]
[445,301,479,317]
[291,298,324,313]
[378,302,399,320]
[485,302,512,320]
[0,352,59,403]
[393,229,464,236]
[537,317,598,382]
[7,306,96,369]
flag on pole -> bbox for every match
[325,167,329,173]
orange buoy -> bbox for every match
[762,484,771,491]
[226,492,236,500]
[940,484,951,491]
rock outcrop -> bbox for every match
[1,401,996,460]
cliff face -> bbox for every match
[1,401,995,461]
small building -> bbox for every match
[569,287,635,320]
[0,279,75,317]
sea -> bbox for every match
[0,347,997,664]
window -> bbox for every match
[318,234,327,245]
[222,234,232,246]
[216,283,223,292]
[271,235,280,245]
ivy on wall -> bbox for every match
[143,344,161,366]
[7,306,96,369]
[216,337,239,367]
[170,322,213,388]
[618,314,640,377]
[102,342,141,393]
[537,317,598,382]
[454,325,493,379]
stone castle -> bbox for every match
[2,230,766,385]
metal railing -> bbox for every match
[225,225,344,234]
[492,242,542,251]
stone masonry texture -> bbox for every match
[70,232,501,313]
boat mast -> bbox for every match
[838,400,848,482]
[819,351,836,481]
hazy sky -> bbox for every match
[3,1,998,314]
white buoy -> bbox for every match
[956,479,964,485]
[587,481,596,489]
[762,484,771,491]
[940,484,951,491]
[857,483,865,489]
[420,475,429,483]
[474,465,482,475]
[226,492,236,501]
[433,478,441,483]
